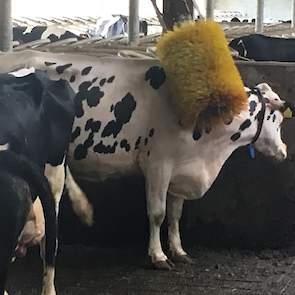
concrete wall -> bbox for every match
[59,61,295,249]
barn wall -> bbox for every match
[59,61,295,249]
[215,0,291,21]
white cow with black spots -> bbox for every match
[0,50,291,284]
[13,26,85,45]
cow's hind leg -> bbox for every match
[44,158,66,218]
[0,266,8,295]
[65,166,93,226]
[41,264,56,295]
[40,159,66,295]
[0,231,11,295]
[0,175,31,295]
[167,195,194,264]
[145,164,173,270]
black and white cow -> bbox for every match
[13,26,84,45]
[0,50,292,282]
[229,34,295,61]
[0,68,92,295]
[0,150,56,295]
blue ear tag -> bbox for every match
[248,144,256,159]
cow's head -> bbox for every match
[252,83,293,161]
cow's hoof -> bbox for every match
[171,254,195,264]
[153,259,175,270]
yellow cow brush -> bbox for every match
[156,20,247,128]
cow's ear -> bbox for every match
[256,83,272,93]
[34,70,76,165]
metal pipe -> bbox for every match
[206,0,214,20]
[0,0,12,52]
[128,0,139,46]
[150,0,167,32]
[192,0,204,19]
[255,0,264,33]
[292,0,295,28]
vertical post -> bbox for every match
[0,0,12,52]
[255,0,264,33]
[128,0,139,46]
[206,0,214,20]
[292,0,295,29]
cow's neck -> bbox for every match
[227,91,263,148]
[187,95,263,197]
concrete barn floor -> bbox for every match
[7,144,295,295]
[6,244,295,295]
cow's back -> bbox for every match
[39,56,175,180]
[229,34,295,61]
[13,26,47,44]
[0,73,48,165]
[0,69,75,168]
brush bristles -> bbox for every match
[156,20,247,128]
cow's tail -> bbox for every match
[65,166,93,226]
[0,150,57,266]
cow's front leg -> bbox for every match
[40,159,66,295]
[145,164,173,270]
[167,195,194,264]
